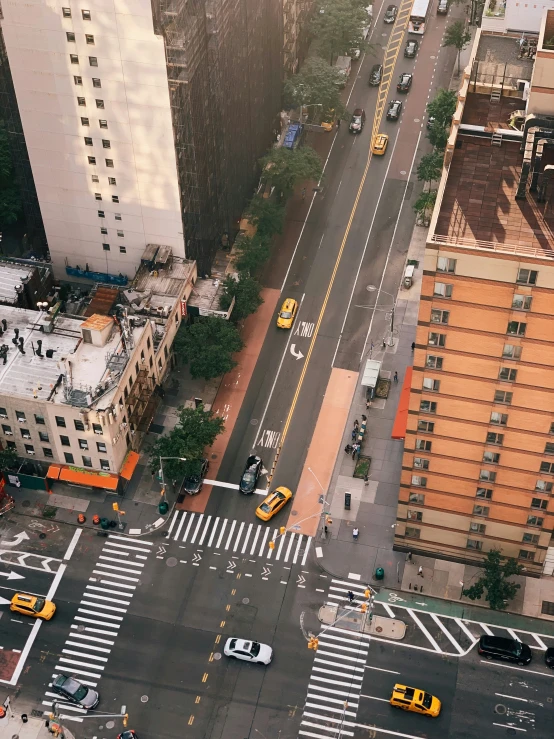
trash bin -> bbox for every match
[100,517,109,530]
[344,492,351,509]
[375,566,384,580]
[158,500,169,515]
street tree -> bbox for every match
[259,146,322,199]
[427,120,449,150]
[149,405,224,480]
[413,190,437,227]
[443,20,472,75]
[220,274,264,322]
[417,151,443,191]
[233,234,271,277]
[283,56,346,121]
[310,0,368,63]
[173,316,243,380]
[0,446,18,472]
[244,195,285,241]
[426,89,457,128]
[462,549,523,611]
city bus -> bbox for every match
[408,0,431,34]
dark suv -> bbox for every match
[182,459,209,495]
[478,635,532,666]
[386,100,402,121]
[397,73,413,92]
[369,64,383,86]
[384,5,398,23]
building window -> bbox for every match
[98,210,105,218]
[542,601,554,616]
[470,522,486,534]
[550,422,554,434]
[0,407,7,417]
[523,533,539,544]
[419,400,437,414]
[428,332,446,347]
[100,227,108,235]
[476,488,492,499]
[92,175,100,184]
[473,505,489,517]
[407,510,422,521]
[486,432,503,445]
[64,452,74,464]
[519,550,535,561]
[74,75,83,85]
[405,527,421,539]
[82,456,93,468]
[100,459,110,471]
[502,344,521,360]
[115,213,122,220]
[1,424,11,435]
[415,439,432,451]
[60,435,70,447]
[88,156,96,165]
[78,439,89,450]
[81,117,90,127]
[84,137,93,146]
[494,390,512,404]
[437,257,456,273]
[96,99,105,108]
[92,423,102,435]
[483,451,500,464]
[507,321,526,336]
[95,193,102,201]
[117,230,124,237]
[434,282,453,298]
[97,442,107,453]
[479,469,496,482]
[512,294,532,310]
[409,492,425,504]
[119,246,126,254]
[77,97,86,106]
[490,411,508,426]
[535,480,553,493]
[411,475,427,487]
[112,196,119,204]
[467,539,483,550]
[540,461,554,474]
[158,358,163,369]
[6,441,15,450]
[430,309,449,324]
[422,378,440,392]
[413,458,429,470]
[417,420,434,433]
[35,414,45,425]
[123,387,129,399]
[527,515,544,527]
[74,420,85,431]
[43,448,54,458]
[102,139,111,148]
[545,443,554,455]
[86,34,95,45]
[425,355,443,370]
[82,9,92,20]
[24,444,35,455]
[20,429,31,439]
[100,120,108,129]
[92,78,101,87]
[516,269,537,285]
[62,7,71,17]
[66,32,76,42]
[16,411,26,423]
[106,159,114,167]
[531,498,548,510]
[70,54,79,64]
[102,243,110,251]
[499,368,517,382]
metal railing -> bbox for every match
[429,232,554,261]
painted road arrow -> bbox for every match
[226,561,236,572]
[0,570,25,581]
[261,566,271,578]
[296,575,306,586]
[0,531,30,547]
[157,545,167,556]
[290,344,304,360]
[192,552,202,565]
[0,595,12,605]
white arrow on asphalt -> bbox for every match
[296,574,306,586]
[290,344,304,360]
[0,570,24,581]
[192,553,202,564]
[0,531,30,547]
[226,561,236,572]
[0,595,11,605]
[157,545,167,556]
[261,566,271,578]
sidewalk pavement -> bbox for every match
[1,714,75,739]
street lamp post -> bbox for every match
[158,456,187,511]
[367,284,396,347]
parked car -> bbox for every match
[390,684,441,717]
[277,298,298,329]
[478,635,532,666]
[545,647,554,668]
[11,593,56,620]
[369,64,383,86]
[255,486,292,521]
[404,39,419,58]
[239,455,262,494]
[349,108,366,133]
[118,733,139,739]
[52,674,99,709]
[181,458,209,495]
[426,116,436,130]
[397,73,413,92]
[386,100,403,121]
[224,638,273,665]
[371,133,389,156]
[437,0,449,13]
[384,4,397,23]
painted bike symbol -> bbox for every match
[388,592,407,603]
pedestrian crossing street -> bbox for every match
[41,534,153,722]
[167,510,313,565]
[299,577,371,739]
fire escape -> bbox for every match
[125,365,159,450]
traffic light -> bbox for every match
[308,637,319,650]
[112,502,119,512]
[160,487,166,496]
[279,526,286,535]
[360,603,367,613]
[364,589,371,599]
[123,713,129,727]
[326,516,333,525]
[268,541,275,550]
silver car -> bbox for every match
[224,638,273,665]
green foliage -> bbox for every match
[220,275,264,321]
[462,549,523,611]
[0,125,22,226]
[426,89,457,128]
[417,151,443,190]
[244,196,285,240]
[283,56,346,121]
[173,316,243,380]
[443,20,472,74]
[233,235,271,277]
[427,121,449,150]
[0,446,18,471]
[413,190,437,226]
[311,0,369,63]
[260,146,323,199]
[149,405,224,480]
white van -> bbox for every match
[334,56,352,87]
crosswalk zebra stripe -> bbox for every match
[249,524,261,555]
[284,532,295,562]
[182,514,195,543]
[233,522,245,551]
[207,517,220,547]
[190,515,204,544]
[225,520,237,550]
[241,523,253,554]
[258,527,270,557]
[306,691,359,708]
[215,519,228,548]
[293,535,303,563]
[198,515,212,545]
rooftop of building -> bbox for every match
[132,256,196,298]
[0,262,36,305]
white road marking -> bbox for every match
[233,522,245,551]
[65,640,111,654]
[54,665,101,679]
[284,533,295,562]
[454,618,476,642]
[258,527,270,557]
[430,613,464,654]
[407,609,441,652]
[480,660,552,677]
[312,665,363,680]
[190,515,204,544]
[301,536,312,565]
[293,535,303,563]
[80,600,128,613]
[63,528,82,561]
[241,523,253,554]
[74,616,120,629]
[531,633,548,650]
[314,657,365,673]
[305,702,357,717]
[249,525,261,555]
[382,603,395,618]
[58,657,105,671]
[364,665,400,674]
[492,724,526,732]
[84,589,130,605]
[276,533,287,560]
[70,625,118,637]
[306,692,359,709]
[101,547,128,557]
[495,693,528,702]
[198,515,212,546]
[182,514,196,543]
[224,520,237,550]
[68,633,114,646]
[480,623,494,636]
[92,562,142,575]
[103,541,151,553]
[167,510,179,536]
[108,535,153,546]
[215,519,228,548]
[77,608,123,621]
[207,517,220,547]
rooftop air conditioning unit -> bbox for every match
[94,429,103,435]
[18,418,26,423]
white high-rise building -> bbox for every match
[0,0,185,279]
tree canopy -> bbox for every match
[0,446,18,471]
[173,316,243,380]
[259,146,322,199]
[426,89,457,128]
[462,549,523,611]
[443,21,472,74]
[283,56,346,121]
[244,196,285,241]
[417,151,443,190]
[311,0,369,63]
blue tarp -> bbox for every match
[66,266,128,285]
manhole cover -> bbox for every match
[76,624,85,632]
[242,598,250,604]
[22,500,30,508]
[494,704,507,714]
[413,118,420,122]
[141,695,149,703]
[210,453,218,460]
[12,734,20,739]
[376,626,383,633]
[166,557,178,567]
[106,721,115,729]
[213,652,222,660]
[250,418,259,425]
[291,510,298,516]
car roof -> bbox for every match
[13,593,35,603]
[480,634,518,649]
[353,108,363,115]
[282,298,296,308]
[371,64,382,71]
[375,134,388,143]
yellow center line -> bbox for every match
[277,4,411,455]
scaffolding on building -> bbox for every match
[126,365,159,449]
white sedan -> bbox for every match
[224,638,273,665]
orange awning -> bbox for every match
[120,451,140,481]
[46,464,62,480]
[391,366,413,440]
[47,464,119,490]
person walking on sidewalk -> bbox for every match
[345,443,353,455]
[353,527,359,541]
[394,371,398,383]
[411,341,415,352]
[418,566,424,577]
[352,443,360,460]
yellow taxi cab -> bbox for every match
[390,684,441,717]
[321,109,336,132]
[11,593,56,620]
[276,298,298,329]
[371,133,389,156]
[255,486,292,521]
